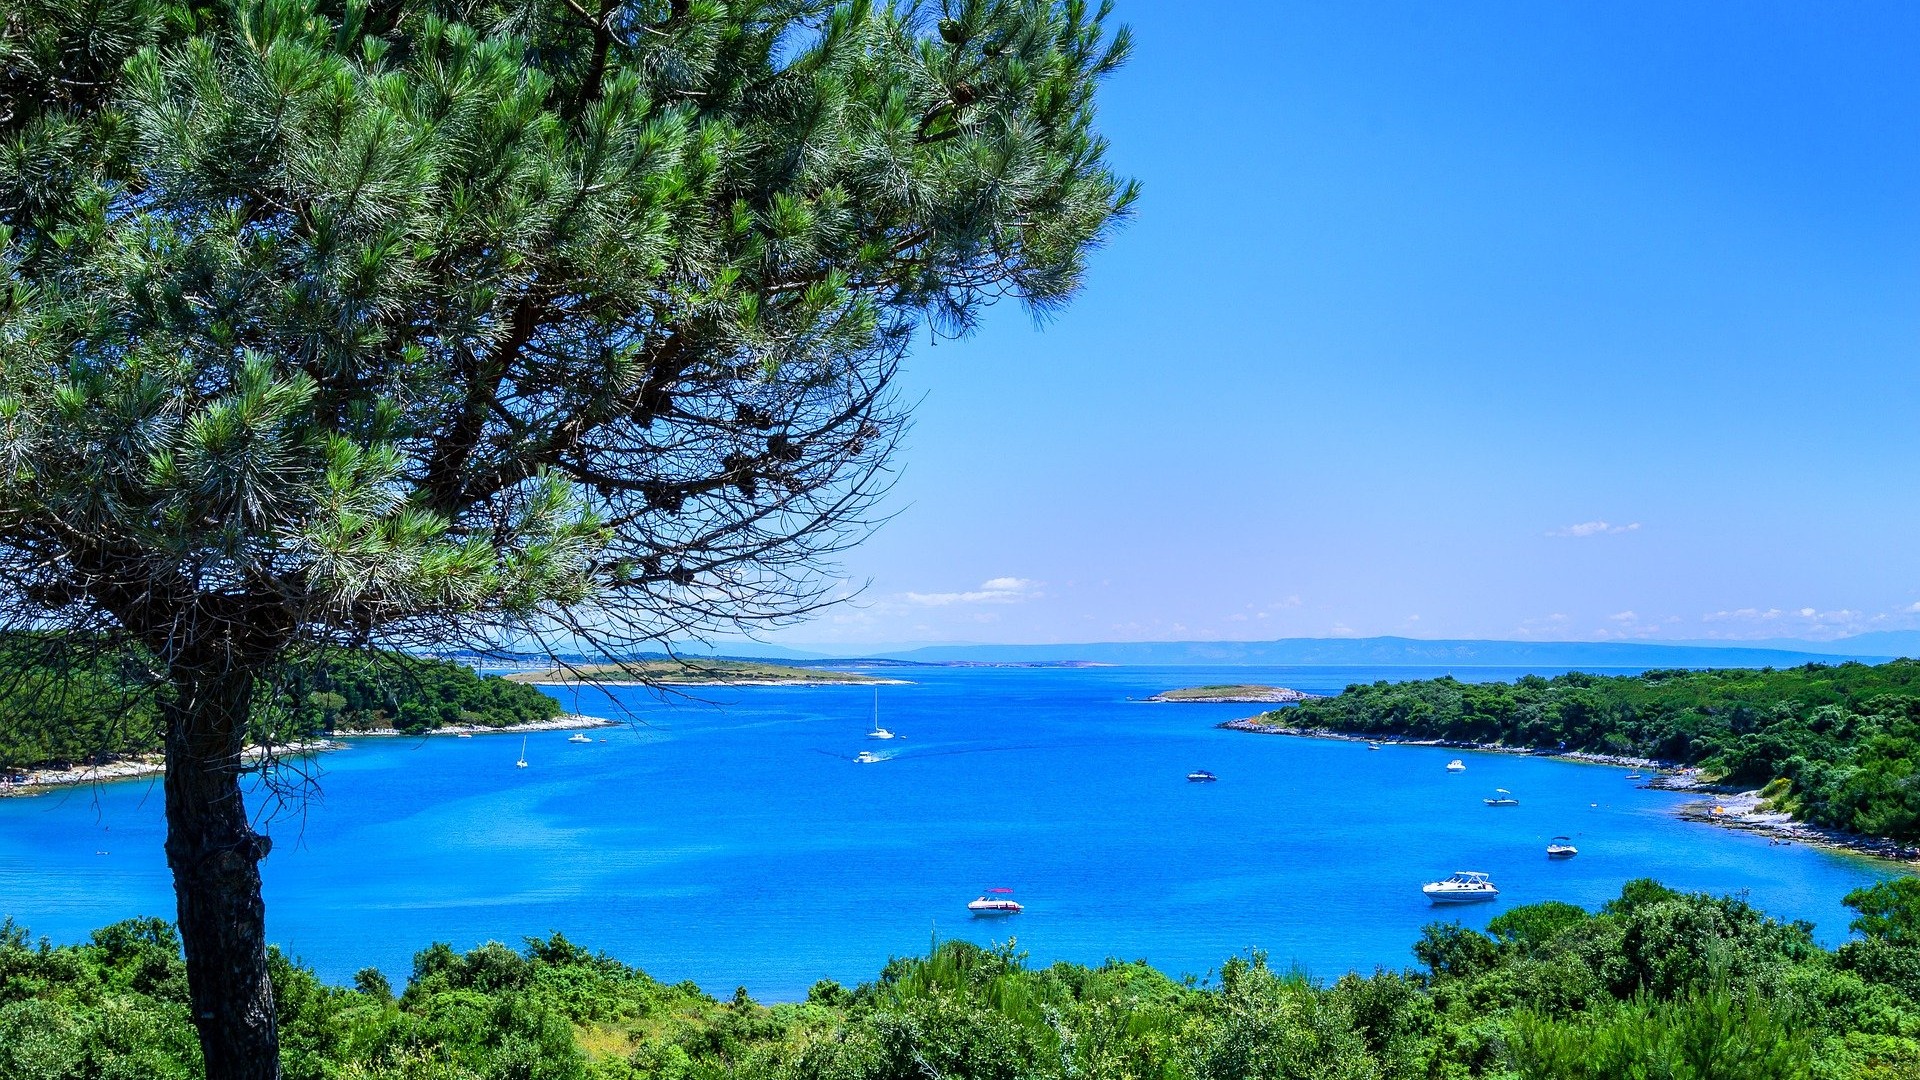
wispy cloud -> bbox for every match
[1547,521,1642,538]
[903,577,1039,606]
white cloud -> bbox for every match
[1608,610,1637,622]
[903,577,1039,606]
[1547,521,1642,538]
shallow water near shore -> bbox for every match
[0,664,1900,997]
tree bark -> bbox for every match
[163,665,281,1080]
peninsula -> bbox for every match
[1148,684,1315,703]
[507,658,902,686]
[1220,660,1920,858]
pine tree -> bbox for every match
[0,1,1135,1074]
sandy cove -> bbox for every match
[0,714,615,797]
[1219,717,1920,864]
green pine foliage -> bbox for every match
[1268,661,1920,841]
[10,879,1920,1079]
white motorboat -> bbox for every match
[515,736,528,768]
[1187,769,1218,783]
[868,692,896,739]
[1367,742,1382,750]
[1422,871,1498,903]
[456,732,473,739]
[968,888,1023,916]
[568,733,592,743]
[1547,836,1578,859]
[1445,759,1466,772]
[854,750,882,764]
[1484,788,1519,806]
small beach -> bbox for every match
[0,715,615,797]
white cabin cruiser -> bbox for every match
[1445,759,1467,772]
[854,750,882,764]
[568,733,592,743]
[968,888,1023,916]
[1422,871,1498,903]
[1546,836,1578,859]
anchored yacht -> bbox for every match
[968,888,1023,916]
[1422,871,1498,904]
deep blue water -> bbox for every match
[0,664,1899,998]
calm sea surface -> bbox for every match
[0,664,1900,997]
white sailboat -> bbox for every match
[867,691,896,739]
[515,736,528,768]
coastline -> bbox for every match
[521,677,910,688]
[333,713,619,737]
[0,714,616,797]
[1218,717,1920,864]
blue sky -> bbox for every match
[768,1,1920,648]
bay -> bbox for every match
[0,664,1896,998]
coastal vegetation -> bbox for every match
[6,879,1918,1079]
[0,642,560,773]
[506,659,889,686]
[1252,660,1920,841]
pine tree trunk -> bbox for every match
[163,665,281,1080]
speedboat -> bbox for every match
[456,732,473,739]
[854,750,882,764]
[968,888,1023,916]
[1445,759,1466,772]
[1547,836,1578,858]
[1187,769,1218,783]
[1624,772,1643,780]
[1422,871,1498,903]
[568,733,592,743]
[1484,788,1519,806]
[1367,742,1382,750]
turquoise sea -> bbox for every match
[0,665,1899,998]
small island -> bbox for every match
[1148,684,1315,703]
[507,658,903,686]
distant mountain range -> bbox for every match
[654,634,1904,669]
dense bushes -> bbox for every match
[9,880,1920,1078]
[1273,661,1920,840]
[0,639,559,770]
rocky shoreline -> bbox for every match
[0,714,616,797]
[1218,717,1920,863]
[1149,686,1316,704]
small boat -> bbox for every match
[1547,835,1578,858]
[1422,871,1498,903]
[1624,772,1643,780]
[1187,769,1218,783]
[868,691,897,740]
[854,750,882,764]
[568,733,592,744]
[456,732,473,739]
[1445,759,1466,772]
[1484,788,1519,806]
[515,736,528,769]
[1367,742,1382,750]
[968,888,1023,916]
